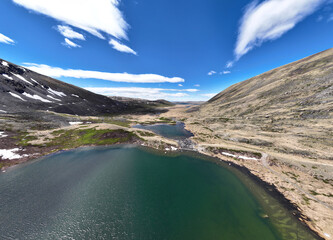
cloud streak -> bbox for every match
[0,33,15,44]
[24,63,185,83]
[63,38,81,48]
[109,39,137,55]
[85,87,198,100]
[235,0,325,61]
[13,0,128,40]
[57,25,85,40]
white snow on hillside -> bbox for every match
[22,92,52,103]
[9,92,26,101]
[0,110,7,113]
[0,132,8,138]
[2,74,13,80]
[1,61,9,67]
[0,148,28,160]
[69,122,83,125]
[47,95,61,101]
[71,94,79,98]
[12,73,33,85]
[48,88,66,97]
[30,78,39,84]
[221,152,258,161]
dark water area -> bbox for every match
[0,146,320,239]
[133,122,194,140]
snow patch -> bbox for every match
[2,74,13,80]
[0,132,8,138]
[69,122,83,125]
[12,73,33,85]
[9,92,26,101]
[324,233,331,238]
[1,61,9,67]
[47,95,61,101]
[30,78,39,84]
[221,152,258,161]
[22,93,52,103]
[171,146,178,151]
[71,94,79,98]
[0,110,7,113]
[48,88,66,97]
[0,148,28,160]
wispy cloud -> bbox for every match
[178,84,183,87]
[63,38,81,48]
[57,25,85,40]
[194,84,200,87]
[0,33,15,44]
[23,63,185,83]
[85,87,198,100]
[208,70,216,76]
[109,39,137,55]
[222,70,231,74]
[233,0,325,62]
[13,0,128,39]
[12,0,136,52]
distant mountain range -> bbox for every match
[0,59,162,116]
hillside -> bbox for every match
[109,96,174,109]
[194,48,333,162]
[0,59,131,116]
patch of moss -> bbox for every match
[45,128,139,148]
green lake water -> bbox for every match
[133,122,194,140]
[0,146,320,239]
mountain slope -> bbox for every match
[0,59,128,116]
[193,48,333,162]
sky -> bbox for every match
[0,0,332,101]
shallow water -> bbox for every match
[133,122,194,140]
[0,146,319,239]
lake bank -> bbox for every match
[0,145,322,239]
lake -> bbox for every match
[133,122,194,140]
[0,146,320,239]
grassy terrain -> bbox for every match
[46,128,140,149]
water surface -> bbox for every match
[0,146,319,239]
[133,122,193,140]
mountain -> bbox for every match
[109,96,174,108]
[0,59,161,116]
[194,48,333,161]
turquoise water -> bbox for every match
[0,146,319,239]
[133,122,193,140]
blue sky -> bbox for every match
[0,0,332,101]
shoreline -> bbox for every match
[2,142,325,239]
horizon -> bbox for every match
[0,0,332,101]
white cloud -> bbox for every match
[222,70,231,74]
[13,0,128,40]
[0,33,15,44]
[63,38,81,48]
[57,25,85,40]
[178,84,183,87]
[194,84,200,87]
[226,61,234,68]
[235,0,325,60]
[85,87,198,100]
[109,39,137,55]
[208,70,216,76]
[23,63,185,83]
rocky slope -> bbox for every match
[195,48,333,162]
[0,58,144,116]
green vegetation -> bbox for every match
[46,128,139,149]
